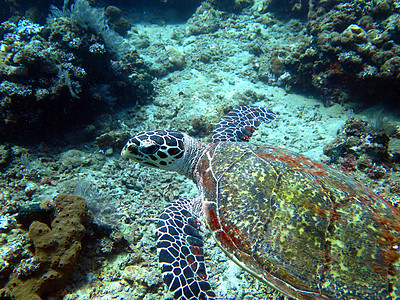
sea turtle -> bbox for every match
[121,106,400,300]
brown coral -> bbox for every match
[4,194,87,300]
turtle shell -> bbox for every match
[195,141,400,300]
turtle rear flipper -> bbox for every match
[156,198,216,300]
[212,105,277,143]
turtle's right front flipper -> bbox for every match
[156,198,216,300]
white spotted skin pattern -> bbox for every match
[121,129,185,167]
[121,129,206,178]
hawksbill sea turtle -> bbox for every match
[121,106,400,300]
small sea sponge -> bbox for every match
[270,56,284,76]
[104,6,122,21]
[0,144,11,168]
[104,6,132,36]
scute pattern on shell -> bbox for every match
[197,141,400,299]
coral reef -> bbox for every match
[324,116,400,179]
[2,193,87,300]
[265,0,400,105]
[0,2,153,142]
[1,1,400,299]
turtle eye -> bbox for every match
[139,144,160,155]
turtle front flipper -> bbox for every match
[212,105,277,143]
[156,198,216,300]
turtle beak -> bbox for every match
[120,145,130,158]
[121,141,140,161]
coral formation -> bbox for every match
[2,193,87,300]
[0,1,153,142]
[55,0,127,55]
[324,116,400,179]
[266,0,400,105]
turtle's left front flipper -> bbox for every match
[156,198,216,300]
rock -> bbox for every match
[166,47,186,70]
[149,47,186,77]
[389,137,400,161]
[96,130,130,151]
[59,150,92,168]
[380,56,400,78]
[340,24,367,44]
[186,3,220,36]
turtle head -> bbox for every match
[121,130,204,176]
